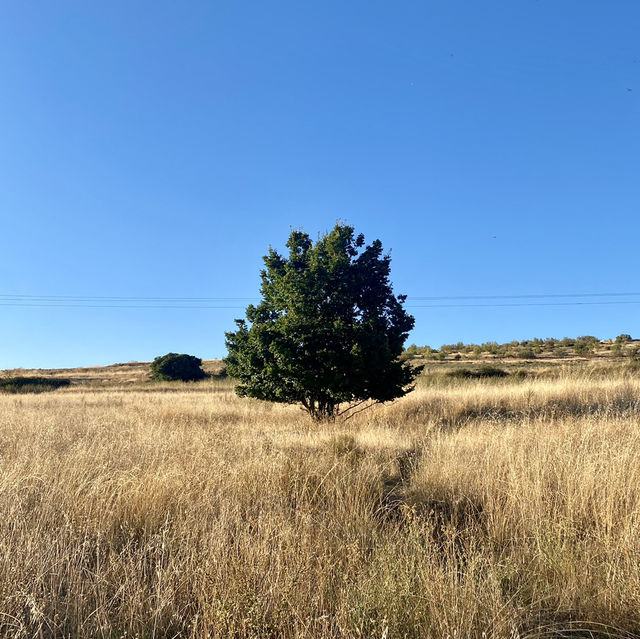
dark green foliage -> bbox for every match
[224,224,420,420]
[517,348,536,360]
[0,376,71,393]
[446,366,508,379]
[150,353,207,382]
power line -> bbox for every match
[2,291,640,303]
[408,292,640,301]
[0,295,257,302]
[1,299,640,310]
[0,292,640,304]
[0,303,246,308]
[408,300,640,308]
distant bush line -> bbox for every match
[0,377,71,393]
[402,334,637,361]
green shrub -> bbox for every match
[446,366,508,379]
[517,348,536,360]
[400,344,419,361]
[481,341,499,354]
[0,377,71,393]
[574,342,591,356]
[150,353,207,382]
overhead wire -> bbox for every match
[2,291,640,303]
[1,292,640,309]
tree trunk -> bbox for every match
[302,397,336,421]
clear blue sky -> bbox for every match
[1,1,638,369]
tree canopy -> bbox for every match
[150,353,207,382]
[224,224,420,420]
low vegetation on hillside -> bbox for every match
[1,362,640,637]
[402,333,637,361]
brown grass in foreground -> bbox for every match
[1,371,640,637]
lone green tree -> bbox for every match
[224,224,420,420]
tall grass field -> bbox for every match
[2,363,640,637]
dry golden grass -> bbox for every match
[2,369,640,637]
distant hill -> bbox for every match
[0,359,224,386]
[3,334,638,387]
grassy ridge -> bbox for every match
[1,367,640,636]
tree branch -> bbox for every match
[336,399,368,418]
[341,400,383,422]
